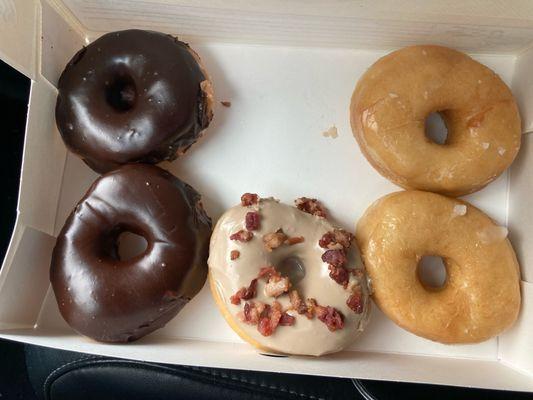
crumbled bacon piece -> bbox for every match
[230,250,240,260]
[241,193,259,206]
[230,229,253,242]
[319,229,354,250]
[347,289,364,314]
[319,232,336,249]
[305,298,318,319]
[279,312,296,326]
[238,301,266,324]
[286,236,305,245]
[230,279,257,305]
[263,230,288,252]
[245,211,260,231]
[257,301,282,336]
[257,317,274,336]
[264,275,291,297]
[328,265,349,287]
[220,100,232,107]
[315,305,344,331]
[289,290,308,315]
[258,266,280,280]
[321,249,347,267]
[295,197,327,218]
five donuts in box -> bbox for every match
[51,30,521,355]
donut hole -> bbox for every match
[417,255,447,290]
[425,112,448,145]
[105,75,137,112]
[277,257,306,285]
[117,231,148,261]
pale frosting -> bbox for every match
[208,198,371,356]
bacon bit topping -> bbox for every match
[230,250,240,260]
[258,266,280,280]
[230,279,257,305]
[245,211,260,231]
[258,266,290,298]
[286,236,305,245]
[295,197,327,218]
[263,229,288,252]
[279,312,296,326]
[319,229,354,250]
[289,290,308,315]
[238,301,266,325]
[220,100,232,107]
[230,229,253,242]
[305,298,318,319]
[328,265,349,287]
[347,289,364,314]
[241,193,259,206]
[264,275,291,297]
[321,249,347,267]
[257,301,282,336]
[238,301,293,336]
[315,305,345,331]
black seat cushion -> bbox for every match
[24,344,533,400]
[24,344,358,400]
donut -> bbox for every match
[350,45,521,196]
[208,194,371,356]
[50,164,211,342]
[356,190,521,344]
[56,29,214,173]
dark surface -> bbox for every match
[50,164,211,342]
[56,29,212,173]
[0,59,30,263]
[25,344,359,400]
[0,340,35,399]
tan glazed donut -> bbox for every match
[350,45,521,197]
[209,194,371,356]
[356,190,521,344]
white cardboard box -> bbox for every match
[2,0,533,391]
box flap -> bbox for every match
[0,226,56,329]
[2,328,533,391]
[509,133,533,283]
[0,0,39,79]
[18,77,67,236]
[63,0,533,53]
[512,46,533,133]
[41,0,85,85]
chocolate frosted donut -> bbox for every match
[56,29,214,173]
[50,164,211,342]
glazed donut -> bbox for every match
[56,29,214,173]
[50,164,211,342]
[208,194,371,356]
[356,190,521,344]
[350,45,521,196]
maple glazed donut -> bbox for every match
[350,45,521,196]
[208,194,371,356]
[50,164,211,342]
[56,29,214,173]
[356,190,521,344]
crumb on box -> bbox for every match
[322,126,338,139]
[221,101,232,108]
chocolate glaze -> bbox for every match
[50,164,211,342]
[55,29,213,173]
